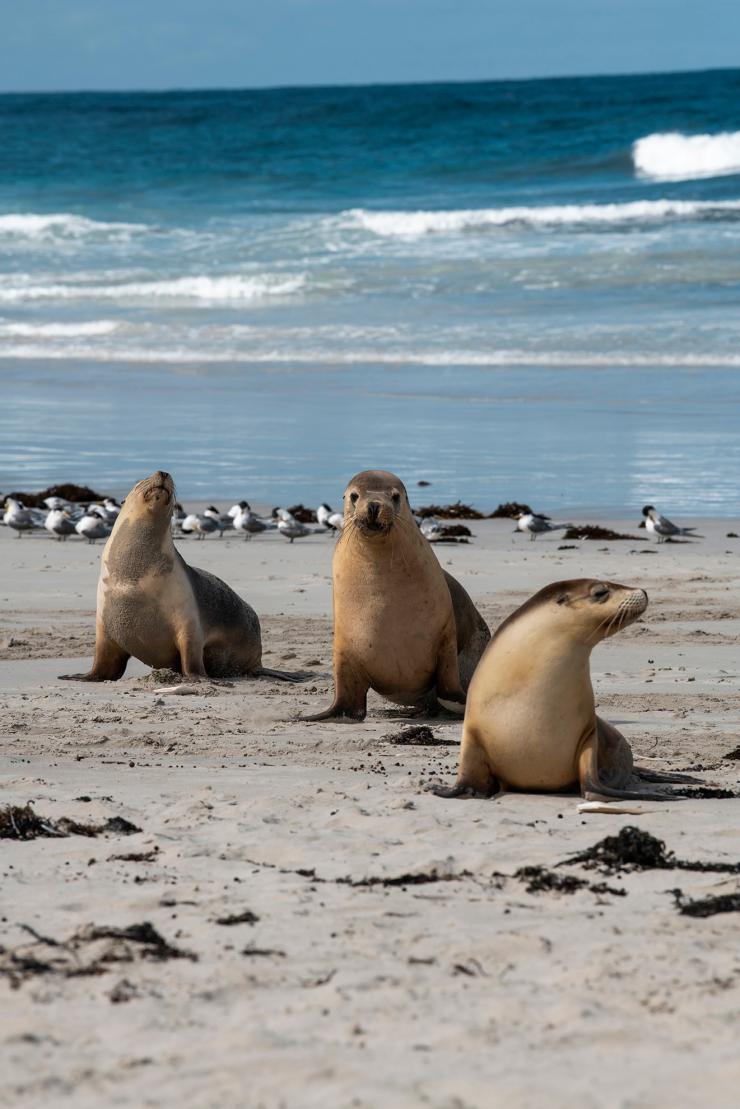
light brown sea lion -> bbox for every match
[434,578,697,801]
[59,471,300,684]
[305,469,490,721]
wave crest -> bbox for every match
[0,274,307,303]
[345,198,740,236]
[633,131,740,181]
[0,212,148,240]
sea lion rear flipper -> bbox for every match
[634,767,704,785]
[256,667,312,684]
[578,733,680,803]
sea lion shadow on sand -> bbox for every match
[59,471,307,687]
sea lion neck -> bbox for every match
[104,506,175,583]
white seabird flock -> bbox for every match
[2,496,121,542]
[2,490,702,549]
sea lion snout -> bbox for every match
[355,494,395,535]
[618,587,648,617]
[132,470,175,511]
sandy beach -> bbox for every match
[1,513,739,1107]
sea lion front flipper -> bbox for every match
[59,620,130,682]
[432,726,499,799]
[302,654,368,722]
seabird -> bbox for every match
[641,505,700,542]
[515,512,571,541]
[233,502,270,540]
[277,517,313,543]
[75,507,112,544]
[204,505,233,534]
[44,508,76,541]
[3,498,38,537]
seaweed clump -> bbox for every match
[672,891,740,918]
[6,483,106,508]
[0,803,140,840]
[381,725,457,747]
[562,826,740,875]
[514,865,625,897]
[0,922,195,988]
[415,502,485,520]
[286,504,318,523]
[488,502,532,519]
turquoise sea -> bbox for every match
[1,69,740,512]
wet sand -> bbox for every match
[2,517,739,1107]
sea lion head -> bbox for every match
[542,578,648,642]
[498,578,648,647]
[123,471,175,525]
[343,470,409,538]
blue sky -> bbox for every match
[2,0,739,92]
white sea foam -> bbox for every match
[2,342,739,368]
[0,212,148,240]
[633,131,740,181]
[0,274,307,303]
[0,319,119,337]
[345,198,740,236]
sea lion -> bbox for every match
[59,471,300,684]
[434,578,695,801]
[305,469,490,721]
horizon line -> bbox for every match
[0,63,737,98]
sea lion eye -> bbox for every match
[392,492,401,505]
[349,492,359,504]
[592,586,609,601]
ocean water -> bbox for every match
[1,69,740,513]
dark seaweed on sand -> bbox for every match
[439,523,472,537]
[723,746,740,761]
[286,504,318,523]
[6,483,107,508]
[672,890,740,918]
[0,921,196,988]
[0,803,140,840]
[381,725,457,747]
[488,501,532,519]
[513,866,625,897]
[415,502,485,519]
[216,910,260,926]
[562,826,740,875]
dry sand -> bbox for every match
[1,516,739,1108]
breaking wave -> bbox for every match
[344,198,740,236]
[0,274,308,303]
[0,212,149,240]
[633,131,740,181]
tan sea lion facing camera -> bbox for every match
[435,578,696,801]
[60,471,301,684]
[305,469,490,721]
